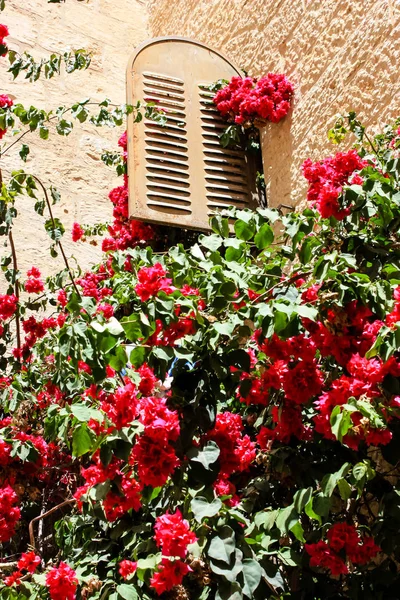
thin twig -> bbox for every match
[0,562,18,569]
[252,270,313,304]
[8,230,21,353]
[30,174,81,298]
[1,102,132,158]
[29,499,75,549]
[0,166,21,356]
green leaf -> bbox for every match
[117,584,139,600]
[304,497,322,524]
[353,462,367,481]
[72,423,94,457]
[130,346,146,368]
[290,521,305,542]
[191,496,222,523]
[330,405,353,442]
[188,441,220,470]
[322,463,351,497]
[337,478,352,501]
[19,143,30,162]
[254,223,273,249]
[136,554,160,571]
[234,219,255,241]
[44,217,65,242]
[293,487,313,513]
[121,315,142,342]
[208,526,236,564]
[241,559,262,597]
[275,505,298,535]
[70,403,103,423]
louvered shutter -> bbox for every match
[126,37,257,231]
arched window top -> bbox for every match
[126,37,258,231]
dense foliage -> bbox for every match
[2,6,400,600]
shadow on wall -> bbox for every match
[261,108,294,209]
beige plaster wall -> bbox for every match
[148,0,400,209]
[0,0,148,278]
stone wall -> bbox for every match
[0,0,148,276]
[148,0,400,208]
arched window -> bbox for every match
[126,37,258,231]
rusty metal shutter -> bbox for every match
[126,37,257,231]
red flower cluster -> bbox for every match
[0,23,9,57]
[45,562,78,600]
[247,332,321,442]
[154,509,197,558]
[306,522,380,576]
[102,132,155,251]
[150,559,191,596]
[0,293,17,320]
[131,396,180,488]
[302,150,365,220]
[101,381,138,429]
[75,453,142,522]
[205,412,256,502]
[146,316,195,347]
[214,74,294,125]
[4,551,41,586]
[0,485,21,542]
[0,93,13,139]
[135,263,174,301]
[71,222,84,242]
[25,267,44,294]
[0,94,13,108]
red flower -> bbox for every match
[119,560,137,580]
[25,269,45,294]
[150,559,191,595]
[96,303,114,319]
[305,540,348,576]
[327,522,360,553]
[46,562,78,600]
[139,396,180,443]
[17,551,41,574]
[131,435,179,488]
[71,222,84,242]
[154,509,197,558]
[101,381,138,429]
[135,263,173,301]
[0,293,17,320]
[137,363,157,395]
[0,24,9,43]
[214,73,293,125]
[0,485,21,542]
[302,150,365,220]
[0,94,13,108]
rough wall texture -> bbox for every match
[0,0,148,277]
[148,0,400,209]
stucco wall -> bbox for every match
[0,0,148,276]
[148,0,400,209]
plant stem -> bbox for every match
[0,167,21,356]
[29,498,75,549]
[30,174,81,297]
[8,230,21,354]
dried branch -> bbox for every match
[29,499,76,549]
